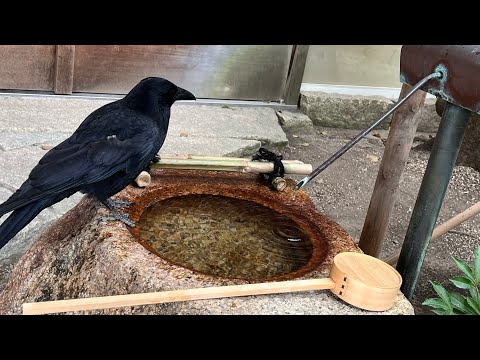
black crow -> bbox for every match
[0,77,195,250]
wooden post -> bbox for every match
[54,45,75,94]
[283,45,309,105]
[358,84,426,257]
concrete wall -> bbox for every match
[299,45,443,134]
[302,45,402,88]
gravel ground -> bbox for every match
[281,125,480,315]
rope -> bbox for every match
[251,148,285,187]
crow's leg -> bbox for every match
[109,198,133,208]
[100,198,135,227]
[93,197,132,209]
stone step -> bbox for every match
[300,91,441,133]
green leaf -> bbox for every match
[469,287,480,304]
[430,281,452,311]
[449,292,467,312]
[466,297,480,315]
[464,301,479,315]
[449,292,475,315]
[452,256,476,283]
[423,297,449,311]
[450,276,475,289]
[474,245,480,283]
[430,308,448,315]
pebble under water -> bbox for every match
[138,194,313,279]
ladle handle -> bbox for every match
[22,278,336,315]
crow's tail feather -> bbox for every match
[0,199,50,250]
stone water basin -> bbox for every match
[0,169,413,314]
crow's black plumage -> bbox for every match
[0,77,195,250]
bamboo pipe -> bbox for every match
[150,154,313,175]
[134,171,151,187]
[384,201,480,266]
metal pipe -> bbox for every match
[396,102,471,299]
[294,71,442,191]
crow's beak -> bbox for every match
[173,87,196,101]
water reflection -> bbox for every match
[138,195,313,279]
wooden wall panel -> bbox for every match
[0,45,56,91]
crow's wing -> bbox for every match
[0,108,161,215]
[37,101,138,166]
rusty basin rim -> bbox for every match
[118,169,358,282]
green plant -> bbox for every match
[423,244,480,315]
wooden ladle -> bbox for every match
[22,252,402,315]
